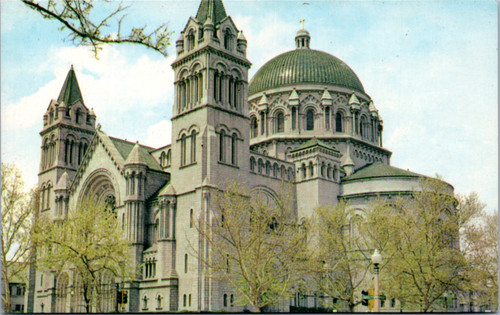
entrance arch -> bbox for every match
[79,168,120,209]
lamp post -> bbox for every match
[371,249,382,312]
[443,292,448,313]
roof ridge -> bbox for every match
[108,136,156,151]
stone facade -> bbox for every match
[31,0,448,312]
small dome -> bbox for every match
[249,49,365,95]
[296,28,310,36]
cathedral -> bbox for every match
[32,0,446,312]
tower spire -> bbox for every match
[57,65,84,105]
[195,0,227,25]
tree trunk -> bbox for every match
[83,284,91,313]
[2,280,11,313]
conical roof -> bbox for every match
[57,65,84,105]
[125,142,148,166]
[195,0,227,25]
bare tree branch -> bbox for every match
[21,0,172,58]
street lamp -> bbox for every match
[371,249,382,312]
[443,292,448,312]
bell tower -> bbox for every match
[170,0,252,193]
[38,66,96,218]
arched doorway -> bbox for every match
[55,273,69,313]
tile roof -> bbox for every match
[343,162,424,181]
[57,65,84,106]
[195,0,227,25]
[108,137,162,171]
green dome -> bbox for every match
[249,49,365,96]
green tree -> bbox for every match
[1,164,38,313]
[32,197,134,313]
[195,181,307,312]
[309,201,373,312]
[367,177,483,312]
[461,209,498,311]
[21,0,171,57]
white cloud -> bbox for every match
[145,119,172,148]
[2,45,175,132]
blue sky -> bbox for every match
[1,0,497,212]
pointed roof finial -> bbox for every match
[57,65,84,106]
[196,0,227,25]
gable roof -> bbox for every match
[291,137,339,153]
[108,137,162,171]
[343,162,424,182]
[57,65,84,106]
[195,0,227,25]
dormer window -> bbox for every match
[187,30,195,51]
[75,109,81,124]
[224,30,233,51]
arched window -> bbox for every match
[69,140,74,165]
[191,130,197,163]
[78,142,83,165]
[291,107,297,130]
[224,30,233,50]
[308,161,314,177]
[231,133,237,165]
[265,161,271,175]
[75,109,80,124]
[160,152,166,167]
[301,163,306,179]
[187,30,195,51]
[360,116,367,138]
[183,295,187,307]
[213,71,219,103]
[219,130,225,162]
[325,107,330,130]
[181,134,187,166]
[190,209,194,228]
[280,165,286,178]
[258,159,264,173]
[154,219,159,243]
[260,112,265,135]
[251,117,258,138]
[321,162,325,177]
[306,109,314,130]
[355,113,360,134]
[336,112,343,132]
[250,157,256,172]
[276,111,284,133]
[288,167,294,181]
[230,294,234,307]
[223,294,228,307]
[184,254,188,273]
[273,163,279,177]
[49,109,54,124]
[228,77,233,107]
